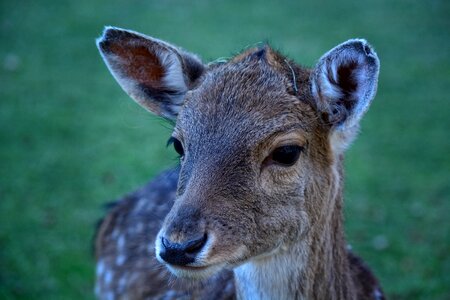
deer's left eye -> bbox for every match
[268,145,303,167]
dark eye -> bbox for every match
[270,145,303,166]
[167,137,184,157]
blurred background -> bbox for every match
[1,0,449,299]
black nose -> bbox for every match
[159,234,207,266]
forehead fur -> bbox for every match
[177,46,317,142]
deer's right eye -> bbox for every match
[167,137,184,157]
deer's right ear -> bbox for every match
[97,27,205,119]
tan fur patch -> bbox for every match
[109,44,165,86]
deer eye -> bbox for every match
[167,137,184,157]
[269,145,303,166]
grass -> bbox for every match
[0,0,449,299]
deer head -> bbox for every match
[97,27,379,280]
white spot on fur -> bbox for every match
[117,234,125,250]
[106,291,114,300]
[116,254,126,266]
[373,288,383,300]
[96,260,105,276]
[134,198,148,213]
[104,269,114,286]
[165,290,177,298]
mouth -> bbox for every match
[170,264,209,271]
[165,263,225,279]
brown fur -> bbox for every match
[95,27,383,299]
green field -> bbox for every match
[1,0,449,299]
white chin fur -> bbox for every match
[166,263,225,280]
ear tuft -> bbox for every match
[97,26,204,120]
[312,39,380,130]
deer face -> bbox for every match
[158,59,322,278]
[97,27,379,279]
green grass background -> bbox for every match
[1,0,449,299]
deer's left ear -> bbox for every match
[311,39,380,131]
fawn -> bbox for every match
[95,27,384,300]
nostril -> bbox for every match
[185,234,207,254]
[161,236,171,250]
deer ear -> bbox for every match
[311,39,380,131]
[97,27,205,119]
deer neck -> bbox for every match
[234,160,356,300]
[234,238,309,300]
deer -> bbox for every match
[94,26,384,300]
